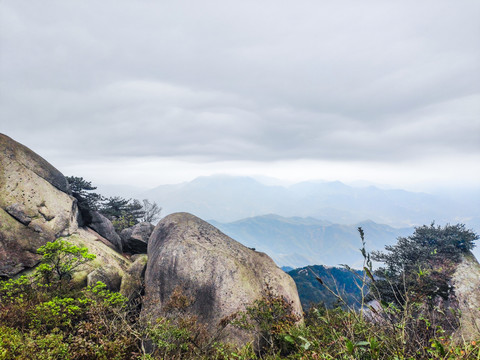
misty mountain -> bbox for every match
[98,175,480,262]
[208,214,413,268]
[142,176,288,222]
[140,175,479,231]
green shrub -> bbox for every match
[30,296,91,332]
[36,238,96,285]
[372,223,478,305]
[232,284,301,356]
[0,326,70,360]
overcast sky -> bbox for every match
[1,0,479,190]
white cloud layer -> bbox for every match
[1,0,479,189]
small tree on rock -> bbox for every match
[66,176,104,225]
[141,199,162,223]
[36,238,96,284]
[371,223,478,305]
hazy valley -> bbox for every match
[98,175,480,266]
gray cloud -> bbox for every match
[1,0,479,172]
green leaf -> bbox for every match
[283,335,295,344]
[364,267,375,282]
[345,339,354,354]
[298,336,311,350]
[356,341,370,346]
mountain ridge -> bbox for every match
[136,175,479,231]
[208,214,414,268]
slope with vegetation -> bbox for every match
[1,225,479,359]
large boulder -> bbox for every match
[142,212,303,345]
[88,211,123,252]
[0,134,79,277]
[120,222,154,254]
[451,252,480,341]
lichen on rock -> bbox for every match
[142,212,303,346]
[0,133,79,277]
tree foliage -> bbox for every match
[371,223,478,305]
[66,176,103,210]
[100,197,144,232]
[100,196,133,219]
[36,238,96,284]
[141,199,162,223]
[66,176,162,231]
[99,197,162,231]
[66,176,104,224]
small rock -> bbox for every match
[120,222,154,254]
[87,265,122,292]
[120,254,148,300]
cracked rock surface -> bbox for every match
[0,133,79,277]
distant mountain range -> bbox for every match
[98,175,480,265]
[209,215,413,268]
[139,175,480,231]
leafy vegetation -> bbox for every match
[36,239,96,285]
[232,284,302,355]
[371,223,479,306]
[1,224,479,359]
[101,196,145,232]
[66,176,104,224]
[67,176,103,211]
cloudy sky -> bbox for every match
[1,0,479,190]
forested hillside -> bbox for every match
[287,265,363,309]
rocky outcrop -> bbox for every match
[88,211,123,252]
[120,222,154,254]
[120,254,148,300]
[451,252,480,341]
[0,134,70,194]
[0,134,305,348]
[66,228,131,287]
[142,212,303,345]
[0,134,131,286]
[0,134,79,277]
